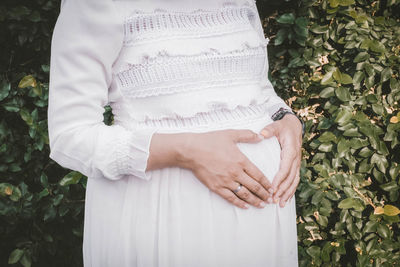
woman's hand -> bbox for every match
[174,129,274,209]
[259,114,303,208]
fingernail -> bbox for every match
[267,197,273,203]
[259,202,266,208]
[244,204,250,209]
[257,133,265,140]
[280,200,286,208]
[274,198,279,204]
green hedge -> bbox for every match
[1,1,88,266]
[263,0,400,265]
[0,0,399,266]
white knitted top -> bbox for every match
[47,0,292,181]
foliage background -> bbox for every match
[0,0,399,266]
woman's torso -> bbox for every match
[109,0,276,126]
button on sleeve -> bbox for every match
[47,0,158,181]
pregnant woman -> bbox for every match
[47,0,304,266]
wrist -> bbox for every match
[271,107,305,137]
[173,132,197,170]
[147,132,194,171]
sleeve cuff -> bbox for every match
[108,127,159,181]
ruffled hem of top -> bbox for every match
[113,34,268,73]
[110,86,277,124]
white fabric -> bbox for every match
[47,0,298,266]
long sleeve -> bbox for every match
[251,0,293,117]
[47,0,158,181]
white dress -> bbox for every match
[47,0,298,266]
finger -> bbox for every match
[273,157,299,201]
[230,181,267,208]
[279,164,300,208]
[289,176,300,202]
[259,123,279,139]
[241,157,273,194]
[271,145,297,193]
[235,172,269,204]
[229,129,264,143]
[218,188,250,209]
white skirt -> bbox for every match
[83,102,298,267]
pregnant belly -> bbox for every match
[82,115,296,267]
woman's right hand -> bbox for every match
[175,129,273,209]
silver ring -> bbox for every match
[233,184,243,194]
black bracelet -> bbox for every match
[271,107,305,138]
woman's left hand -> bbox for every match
[259,114,303,208]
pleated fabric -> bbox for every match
[82,102,298,267]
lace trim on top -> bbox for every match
[130,101,271,130]
[123,4,257,46]
[114,43,268,99]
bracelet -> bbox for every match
[271,107,305,138]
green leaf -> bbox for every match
[0,80,11,101]
[44,205,57,221]
[354,52,370,63]
[9,186,22,202]
[353,71,365,85]
[277,13,295,24]
[318,143,333,152]
[19,109,33,126]
[380,181,398,192]
[295,17,308,27]
[310,36,324,47]
[390,78,399,90]
[8,249,24,264]
[18,75,36,88]
[329,0,339,8]
[317,215,329,227]
[335,108,353,125]
[318,132,337,142]
[384,205,400,216]
[53,194,64,206]
[320,87,335,98]
[377,224,390,238]
[340,73,353,84]
[41,64,50,73]
[274,28,288,46]
[338,198,364,211]
[20,253,31,267]
[40,173,48,188]
[332,67,339,79]
[380,68,392,83]
[359,147,373,157]
[372,104,385,116]
[294,17,308,37]
[59,171,83,186]
[310,24,329,34]
[321,70,334,85]
[321,242,333,262]
[369,40,385,53]
[38,188,49,199]
[339,0,355,6]
[364,221,378,233]
[337,139,349,156]
[306,246,321,258]
[335,86,351,101]
[3,99,20,112]
[371,153,388,173]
